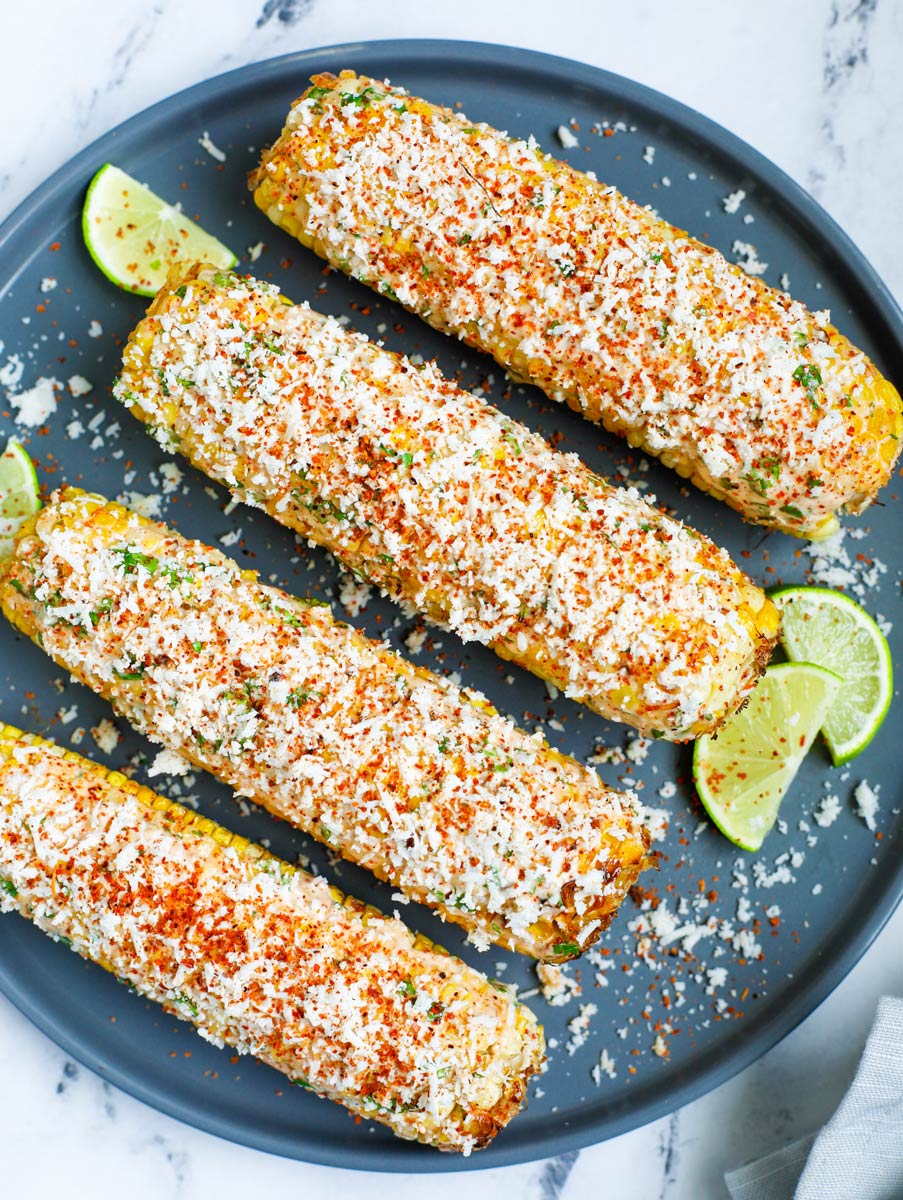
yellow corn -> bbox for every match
[116,261,777,740]
[0,488,651,961]
[0,722,544,1152]
[251,70,902,540]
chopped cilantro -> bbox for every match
[792,363,823,408]
[552,942,579,957]
[0,878,18,898]
[398,978,416,999]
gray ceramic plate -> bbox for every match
[0,40,901,1173]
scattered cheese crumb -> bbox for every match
[40,277,58,293]
[566,1003,598,1055]
[9,377,59,427]
[147,749,191,778]
[854,780,880,831]
[337,572,372,619]
[219,528,242,548]
[159,462,183,495]
[120,492,162,519]
[732,240,768,276]
[199,131,226,162]
[723,188,746,214]
[57,705,78,725]
[642,145,656,165]
[814,793,842,828]
[652,1034,670,1058]
[404,624,428,656]
[88,320,103,338]
[248,241,265,263]
[556,125,579,149]
[536,963,582,1007]
[625,736,650,765]
[591,1048,617,1084]
[67,374,93,397]
[91,718,120,754]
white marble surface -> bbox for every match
[1,1,901,1196]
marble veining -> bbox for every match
[1,2,901,1198]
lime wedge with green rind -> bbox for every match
[82,163,236,296]
[0,438,41,559]
[693,662,842,852]
[772,586,893,766]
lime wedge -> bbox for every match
[693,662,842,851]
[772,586,893,765]
[0,438,41,559]
[82,164,236,296]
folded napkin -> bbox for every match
[725,996,903,1200]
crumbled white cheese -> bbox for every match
[219,528,242,547]
[248,241,265,263]
[9,377,59,427]
[732,239,768,276]
[536,962,581,1007]
[198,131,226,162]
[159,462,184,495]
[565,1003,598,1055]
[147,749,192,778]
[57,705,78,725]
[40,277,58,293]
[642,145,656,165]
[91,718,120,754]
[120,492,162,519]
[854,780,880,831]
[814,793,841,827]
[591,1048,617,1084]
[87,320,103,338]
[556,125,579,149]
[404,624,428,656]
[337,572,372,618]
[723,188,746,214]
[67,374,93,397]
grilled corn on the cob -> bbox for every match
[251,71,903,540]
[0,488,650,961]
[0,723,544,1152]
[116,263,777,740]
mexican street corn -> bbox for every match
[0,723,544,1152]
[116,263,778,740]
[250,71,903,540]
[0,488,651,961]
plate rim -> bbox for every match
[1,36,902,1174]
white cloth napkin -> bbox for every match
[725,996,903,1200]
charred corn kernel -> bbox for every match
[0,723,544,1153]
[0,488,651,961]
[251,71,903,539]
[117,262,777,739]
